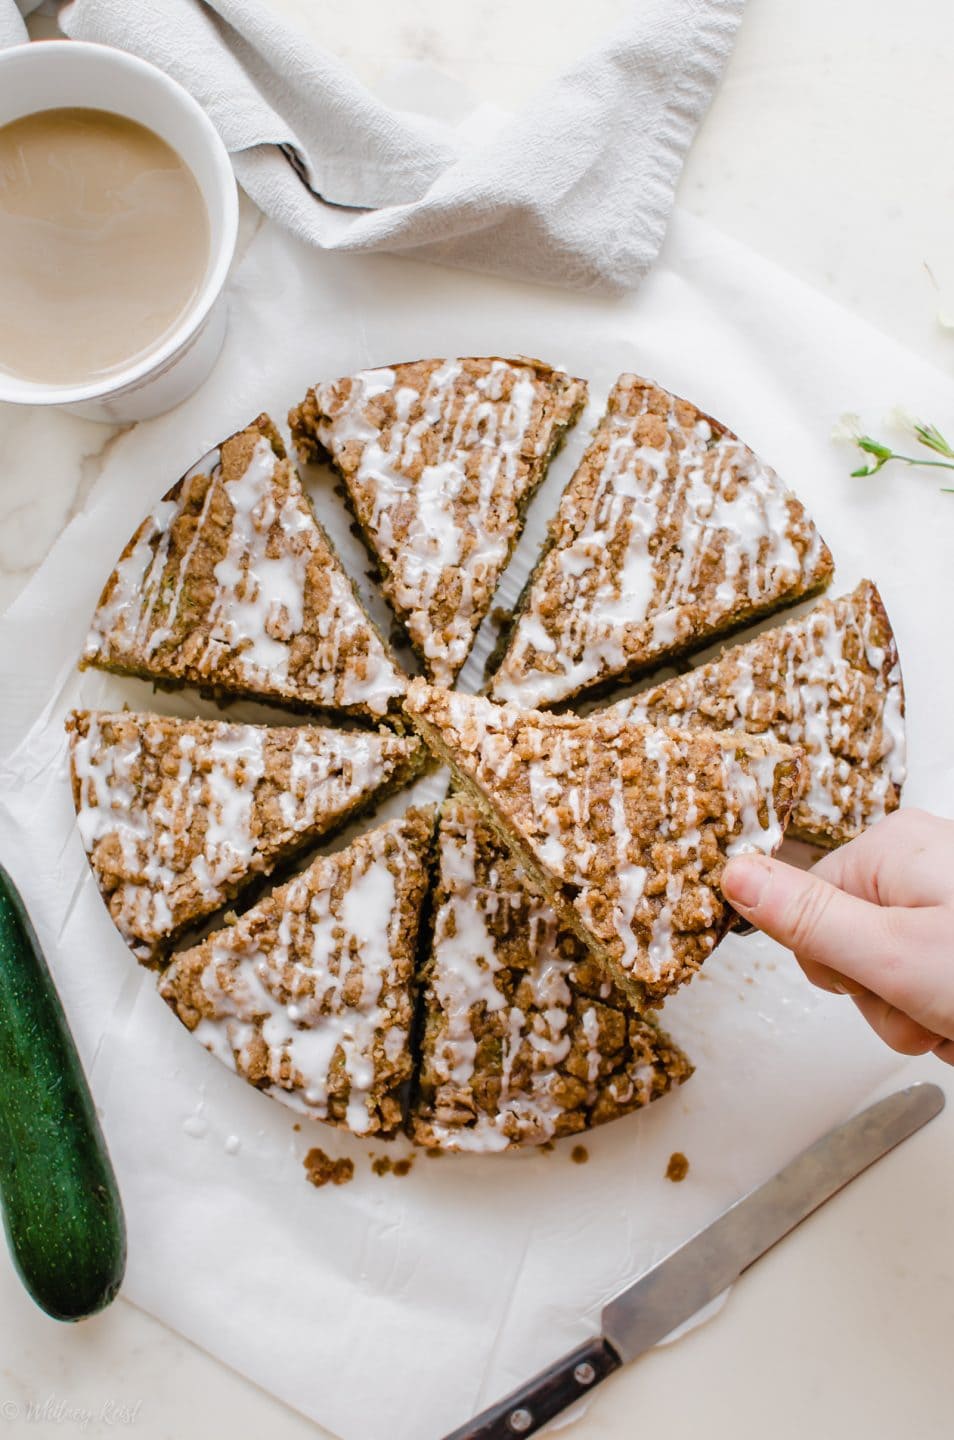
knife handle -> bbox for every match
[442,1336,621,1440]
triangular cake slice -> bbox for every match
[81,415,406,720]
[404,682,804,1002]
[159,807,437,1137]
[67,710,425,961]
[491,373,834,708]
[409,796,692,1152]
[608,580,905,848]
[289,358,588,686]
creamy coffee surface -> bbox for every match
[0,107,210,386]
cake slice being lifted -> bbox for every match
[410,796,692,1152]
[491,373,834,709]
[289,358,588,686]
[160,807,436,1138]
[67,710,424,962]
[82,415,406,721]
[404,682,804,1003]
[607,580,905,848]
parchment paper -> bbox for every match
[0,209,952,1439]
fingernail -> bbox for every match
[722,856,770,911]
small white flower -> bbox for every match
[831,412,862,442]
[884,404,921,434]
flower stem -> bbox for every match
[849,422,954,487]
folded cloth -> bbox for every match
[0,0,28,45]
[24,0,746,292]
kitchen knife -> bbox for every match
[442,1082,944,1440]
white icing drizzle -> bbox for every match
[201,439,311,678]
[69,710,414,955]
[83,432,404,717]
[580,1005,602,1087]
[161,816,425,1134]
[83,498,178,661]
[615,581,906,842]
[492,375,829,707]
[723,750,785,857]
[201,729,267,880]
[608,767,647,974]
[313,359,584,686]
[146,462,220,656]
[428,822,506,1090]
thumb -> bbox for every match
[721,853,898,994]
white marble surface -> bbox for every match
[1,1,953,1436]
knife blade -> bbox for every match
[441,1082,944,1440]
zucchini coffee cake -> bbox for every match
[67,363,905,1153]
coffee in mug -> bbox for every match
[0,107,210,387]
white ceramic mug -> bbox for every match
[0,41,238,423]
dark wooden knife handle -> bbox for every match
[441,1336,622,1439]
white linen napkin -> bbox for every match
[12,0,751,291]
[0,0,29,45]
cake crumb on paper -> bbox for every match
[304,1147,354,1189]
[570,1145,589,1165]
[666,1151,690,1183]
[372,1155,414,1178]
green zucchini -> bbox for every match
[0,863,125,1320]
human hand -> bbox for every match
[721,809,954,1065]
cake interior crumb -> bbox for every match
[304,1147,355,1188]
[570,1144,589,1165]
[666,1151,690,1183]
